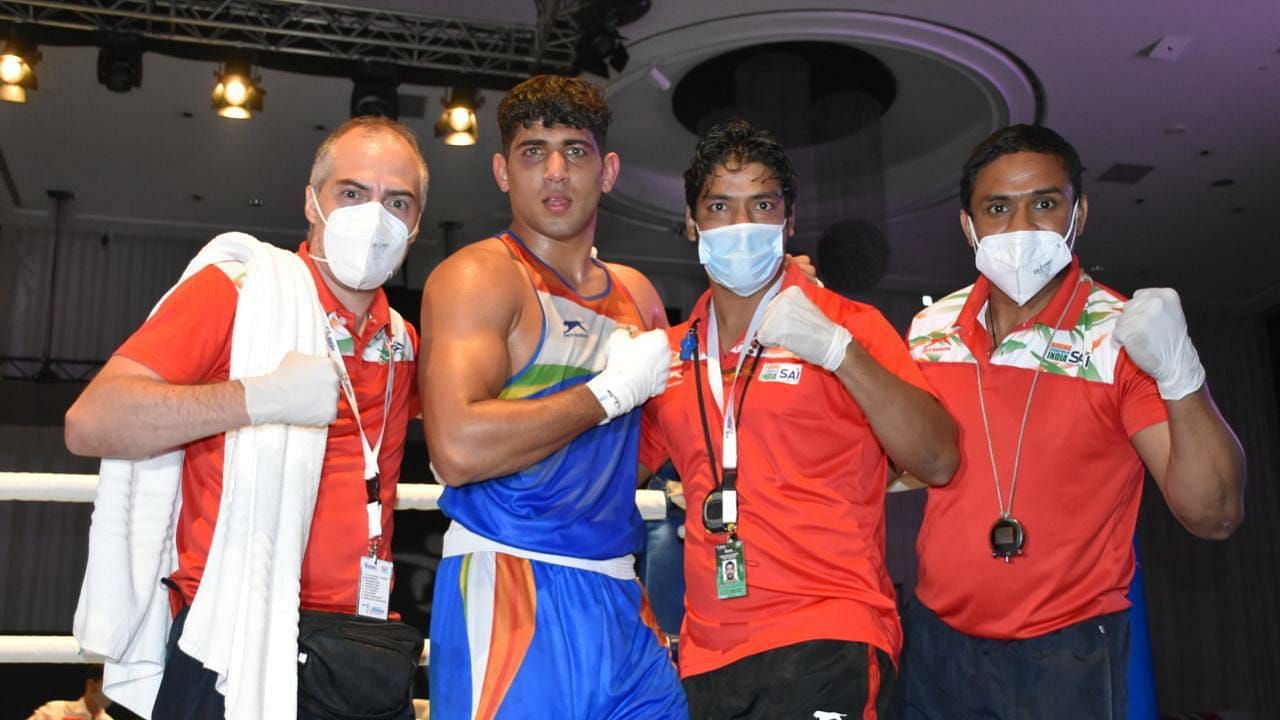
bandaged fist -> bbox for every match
[1113,288,1205,400]
[757,286,851,372]
[586,328,671,421]
[240,351,340,426]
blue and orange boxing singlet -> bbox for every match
[438,231,649,560]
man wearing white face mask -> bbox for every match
[901,124,1245,719]
[66,116,428,719]
[637,119,958,719]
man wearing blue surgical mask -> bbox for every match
[637,118,958,719]
[901,124,1245,719]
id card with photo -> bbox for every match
[715,539,747,599]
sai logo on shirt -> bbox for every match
[1044,338,1092,367]
[759,362,803,385]
[562,319,589,338]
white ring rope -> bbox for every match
[0,634,431,666]
[0,636,92,664]
[0,472,671,519]
[0,471,670,664]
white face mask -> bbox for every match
[309,186,417,291]
[697,222,786,297]
[968,202,1078,306]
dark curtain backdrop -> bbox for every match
[1135,309,1280,715]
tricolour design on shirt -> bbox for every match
[439,232,648,560]
[907,281,1126,384]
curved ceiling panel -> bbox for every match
[602,10,1041,226]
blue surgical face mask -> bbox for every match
[697,222,786,297]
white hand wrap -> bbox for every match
[1113,288,1206,400]
[240,351,340,426]
[757,286,852,372]
[585,328,671,421]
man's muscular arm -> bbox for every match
[66,352,339,460]
[1118,289,1245,539]
[421,247,669,487]
[758,287,958,486]
[66,356,252,459]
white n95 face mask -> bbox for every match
[309,186,417,291]
[697,222,786,297]
[969,202,1078,306]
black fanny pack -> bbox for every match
[296,610,424,720]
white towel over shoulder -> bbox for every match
[73,232,329,719]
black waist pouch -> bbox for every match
[297,610,424,720]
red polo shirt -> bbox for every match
[640,265,936,677]
[906,259,1167,639]
[114,242,419,614]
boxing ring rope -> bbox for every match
[0,471,671,664]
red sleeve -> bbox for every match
[1116,351,1169,437]
[114,265,238,384]
[638,386,671,474]
[841,302,939,399]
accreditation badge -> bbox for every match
[714,539,747,599]
[357,556,393,619]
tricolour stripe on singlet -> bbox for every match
[438,231,650,560]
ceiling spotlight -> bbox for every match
[435,86,482,146]
[0,34,40,104]
[97,33,143,93]
[212,60,264,119]
[572,0,645,78]
[351,63,400,119]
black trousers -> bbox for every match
[151,606,226,720]
[683,639,896,720]
[150,607,415,720]
[899,597,1129,720]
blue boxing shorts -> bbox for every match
[428,551,687,719]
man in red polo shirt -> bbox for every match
[900,124,1246,719]
[638,119,959,719]
[64,116,427,719]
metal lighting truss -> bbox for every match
[0,0,592,79]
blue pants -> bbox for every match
[429,552,688,719]
[901,597,1129,720]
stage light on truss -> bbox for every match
[351,63,400,119]
[212,59,264,119]
[0,34,39,104]
[434,86,482,146]
[97,33,143,93]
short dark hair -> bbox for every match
[683,119,798,218]
[497,74,611,153]
[960,124,1083,213]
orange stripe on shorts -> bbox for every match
[475,555,537,720]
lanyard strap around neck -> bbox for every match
[322,317,396,488]
[972,278,1086,518]
[702,278,782,528]
[706,277,782,471]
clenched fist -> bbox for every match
[240,351,340,426]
